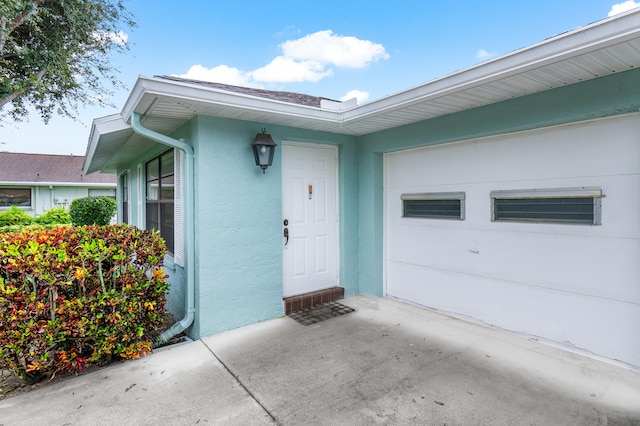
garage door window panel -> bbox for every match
[402,192,465,220]
[491,188,602,225]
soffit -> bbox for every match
[83,115,157,174]
[342,11,640,134]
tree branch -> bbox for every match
[0,0,46,54]
[0,67,47,109]
[5,0,45,34]
[0,0,135,122]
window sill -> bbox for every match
[163,254,178,270]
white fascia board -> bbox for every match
[322,97,358,111]
[122,76,341,124]
[343,9,640,123]
[83,114,131,174]
[120,75,153,120]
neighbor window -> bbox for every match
[401,192,465,220]
[89,188,116,199]
[120,173,129,224]
[490,187,602,225]
[0,188,31,208]
[146,150,174,253]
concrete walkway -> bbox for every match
[1,296,639,425]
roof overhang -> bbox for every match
[84,9,640,174]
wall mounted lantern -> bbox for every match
[251,128,277,174]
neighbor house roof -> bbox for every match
[85,9,640,174]
[0,152,116,186]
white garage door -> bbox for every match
[384,114,640,367]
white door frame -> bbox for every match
[281,141,340,297]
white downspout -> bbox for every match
[130,112,195,345]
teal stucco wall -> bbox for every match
[190,116,358,338]
[116,68,640,339]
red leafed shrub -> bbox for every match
[0,225,169,382]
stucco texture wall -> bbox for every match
[191,116,358,338]
[116,68,640,344]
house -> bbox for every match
[84,10,640,368]
[0,152,116,216]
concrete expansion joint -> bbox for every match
[200,339,282,425]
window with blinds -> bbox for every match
[146,150,175,254]
[120,173,129,224]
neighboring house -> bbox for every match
[0,152,116,216]
[84,11,640,367]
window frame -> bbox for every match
[88,188,116,199]
[145,150,175,254]
[0,187,32,209]
[120,172,129,225]
[490,187,603,225]
[401,192,466,220]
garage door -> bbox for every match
[384,115,640,367]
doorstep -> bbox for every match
[283,287,345,314]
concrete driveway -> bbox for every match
[1,296,639,425]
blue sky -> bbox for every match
[1,0,638,156]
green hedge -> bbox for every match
[70,196,117,226]
[36,206,71,225]
[0,225,169,382]
[0,205,33,227]
[0,206,72,233]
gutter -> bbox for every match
[130,112,195,346]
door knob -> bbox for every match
[283,227,289,246]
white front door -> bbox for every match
[282,143,339,297]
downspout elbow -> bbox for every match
[156,307,196,345]
[130,112,193,156]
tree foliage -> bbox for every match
[0,0,135,122]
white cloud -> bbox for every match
[281,30,389,68]
[177,64,255,87]
[92,30,129,46]
[608,0,640,16]
[340,89,369,104]
[251,57,332,83]
[476,48,497,60]
[177,30,389,87]
[108,30,129,45]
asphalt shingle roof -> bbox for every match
[157,75,338,108]
[0,152,116,184]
